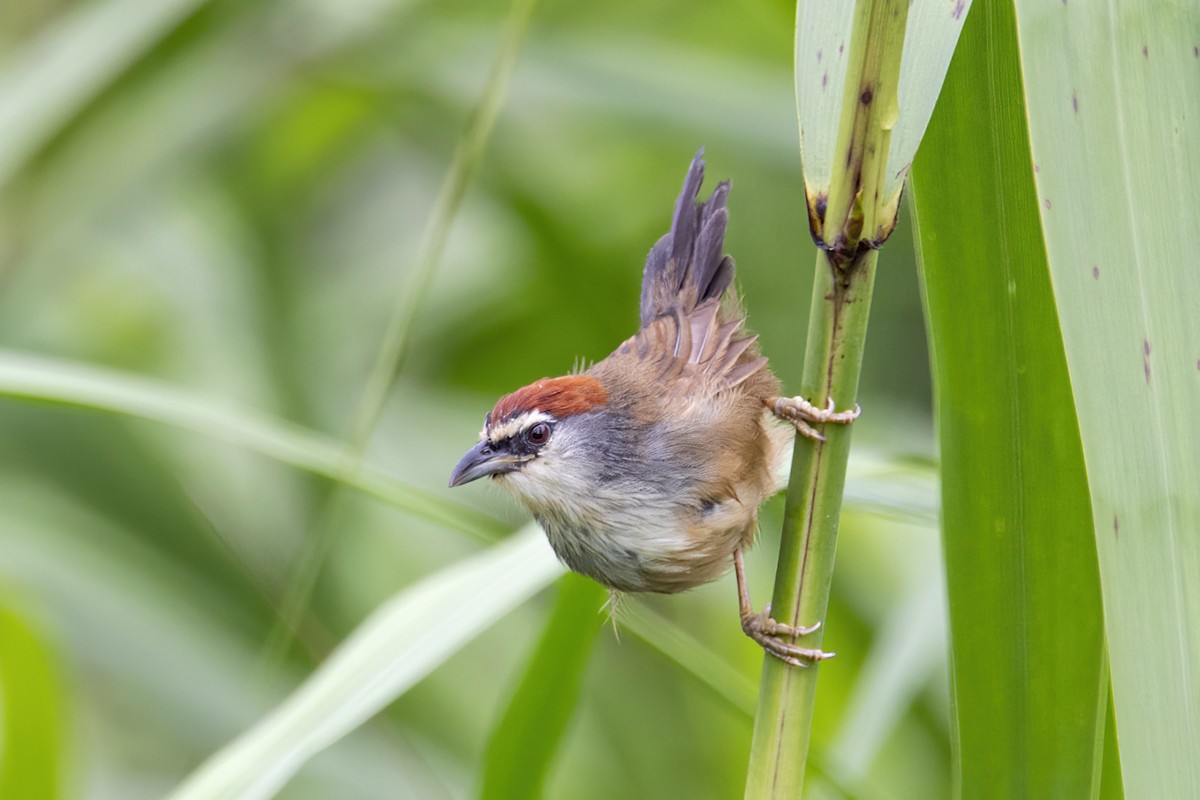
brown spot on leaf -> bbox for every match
[1044,198,1052,209]
[953,0,964,18]
[822,71,828,89]
[1034,162,1040,173]
[1144,340,1151,356]
[838,42,845,55]
[1113,515,1119,538]
[1072,93,1079,113]
[1143,340,1152,383]
[861,88,874,105]
[1092,265,1100,279]
[1143,44,1149,58]
[817,50,822,63]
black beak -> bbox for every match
[448,440,524,487]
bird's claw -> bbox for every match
[772,396,861,441]
[741,606,834,668]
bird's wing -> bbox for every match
[607,301,767,397]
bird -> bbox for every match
[449,151,859,667]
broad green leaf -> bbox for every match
[480,573,605,800]
[1012,2,1200,795]
[167,526,564,800]
[0,604,62,800]
[0,350,503,541]
[910,1,1107,796]
[0,0,207,188]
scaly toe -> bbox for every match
[753,631,835,666]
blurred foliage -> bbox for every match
[0,0,940,798]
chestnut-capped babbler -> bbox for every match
[449,152,858,667]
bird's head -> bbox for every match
[448,375,610,502]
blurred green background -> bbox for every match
[0,0,944,797]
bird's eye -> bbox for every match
[526,422,551,445]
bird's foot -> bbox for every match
[740,604,834,668]
[772,396,861,441]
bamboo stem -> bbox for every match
[744,0,909,795]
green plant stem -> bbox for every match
[262,0,538,667]
[745,0,908,795]
[745,246,878,797]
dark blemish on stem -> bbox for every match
[953,0,964,19]
[1072,93,1079,113]
[1144,340,1151,356]
[860,88,874,105]
[1143,44,1149,58]
[1194,45,1199,58]
[817,50,822,63]
[1144,339,1152,383]
[1092,265,1100,279]
[838,41,845,55]
[1044,198,1052,209]
[822,71,828,90]
[1113,515,1119,539]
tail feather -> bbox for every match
[640,151,736,327]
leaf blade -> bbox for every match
[910,1,1108,795]
[166,527,564,800]
[1012,2,1200,795]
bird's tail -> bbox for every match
[639,150,736,328]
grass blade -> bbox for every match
[0,349,503,541]
[909,2,1107,795]
[267,0,540,668]
[167,526,563,800]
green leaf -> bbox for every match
[1009,1,1200,794]
[480,573,606,800]
[909,2,1107,796]
[0,604,63,800]
[0,349,503,541]
[794,0,970,236]
[166,526,564,800]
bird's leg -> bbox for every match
[734,547,834,668]
[771,395,861,441]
